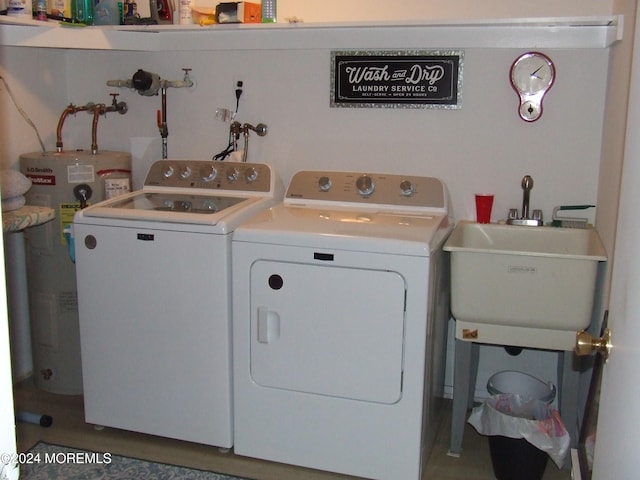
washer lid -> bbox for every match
[233,203,452,256]
[74,160,284,230]
[101,191,247,213]
[76,190,276,231]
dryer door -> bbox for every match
[249,260,406,404]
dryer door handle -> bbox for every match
[257,307,280,344]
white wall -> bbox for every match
[275,0,611,23]
[59,45,608,223]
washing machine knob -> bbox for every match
[400,180,414,196]
[202,200,218,211]
[245,167,258,183]
[226,167,240,182]
[318,176,332,192]
[356,175,375,197]
[200,164,217,182]
[162,165,175,178]
[180,165,192,179]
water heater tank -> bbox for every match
[20,150,132,394]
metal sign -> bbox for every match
[331,50,463,109]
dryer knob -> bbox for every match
[226,167,240,182]
[356,175,375,197]
[318,176,332,192]
[400,180,414,196]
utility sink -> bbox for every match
[443,221,607,350]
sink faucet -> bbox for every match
[521,175,533,219]
[507,175,543,226]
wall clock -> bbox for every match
[510,51,555,122]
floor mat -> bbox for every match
[18,442,252,480]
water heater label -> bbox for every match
[59,203,81,245]
[68,164,95,184]
[105,178,131,199]
[26,174,56,186]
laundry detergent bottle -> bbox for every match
[72,0,93,24]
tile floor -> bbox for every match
[13,379,570,480]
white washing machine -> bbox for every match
[73,160,282,448]
[232,170,453,480]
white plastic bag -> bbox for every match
[467,394,570,468]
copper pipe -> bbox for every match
[90,104,106,154]
[55,103,91,152]
[90,97,127,154]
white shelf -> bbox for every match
[0,15,623,51]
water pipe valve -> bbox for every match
[106,68,194,159]
[132,69,162,96]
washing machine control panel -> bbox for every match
[145,160,272,192]
[286,170,447,210]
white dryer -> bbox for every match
[232,171,453,480]
[74,160,282,448]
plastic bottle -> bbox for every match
[261,0,276,23]
[36,0,47,19]
[93,0,120,25]
[178,0,192,24]
[7,0,32,17]
[71,0,93,24]
[48,0,71,20]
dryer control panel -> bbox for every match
[285,170,448,211]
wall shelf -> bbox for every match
[0,15,623,51]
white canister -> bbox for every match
[7,0,32,16]
[178,0,192,24]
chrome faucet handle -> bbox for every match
[532,209,543,222]
[508,208,519,220]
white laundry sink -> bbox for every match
[443,221,607,349]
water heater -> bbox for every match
[20,150,131,394]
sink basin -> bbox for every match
[443,221,607,350]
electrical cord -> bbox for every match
[212,129,237,161]
[0,75,47,153]
[234,81,243,113]
[212,82,243,161]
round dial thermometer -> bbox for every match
[510,51,555,122]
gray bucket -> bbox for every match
[487,370,556,404]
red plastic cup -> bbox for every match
[475,194,494,224]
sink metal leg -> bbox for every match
[557,350,580,448]
[449,339,480,456]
